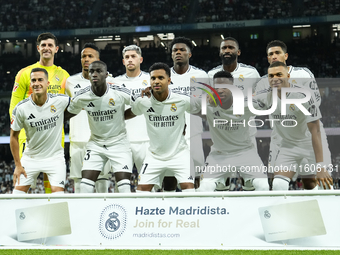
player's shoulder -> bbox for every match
[208,65,223,74]
[171,89,190,98]
[55,65,70,75]
[109,83,131,95]
[190,65,206,73]
[290,66,314,78]
[140,71,150,77]
[15,97,31,109]
[238,63,259,75]
[15,63,37,77]
[66,72,82,82]
[239,63,257,70]
[73,86,91,98]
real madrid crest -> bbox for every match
[238,75,244,82]
[190,76,196,83]
[109,98,115,106]
[289,104,295,111]
[55,75,60,82]
[171,103,177,112]
[50,105,56,113]
[142,80,148,86]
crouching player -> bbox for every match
[125,62,195,192]
[255,62,333,190]
[192,71,269,192]
[10,68,70,194]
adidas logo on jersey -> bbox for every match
[87,102,95,107]
[122,165,129,170]
[27,114,36,120]
[147,107,155,112]
[74,84,81,89]
[59,181,64,185]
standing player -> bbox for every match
[165,37,209,190]
[67,61,132,193]
[9,32,69,193]
[193,71,269,192]
[114,45,150,173]
[126,63,195,192]
[10,68,70,194]
[255,40,332,189]
[208,37,261,190]
[255,62,333,190]
[66,43,114,193]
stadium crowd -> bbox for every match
[1,0,340,31]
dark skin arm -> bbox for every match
[125,108,136,120]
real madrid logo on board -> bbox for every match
[289,104,295,111]
[99,204,127,240]
[170,103,177,112]
[142,80,148,87]
[238,75,244,82]
[50,105,57,113]
[109,98,115,106]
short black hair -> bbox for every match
[213,70,234,83]
[170,37,193,52]
[89,60,107,70]
[149,62,171,77]
[268,61,288,70]
[37,32,58,46]
[266,40,287,54]
[31,68,48,79]
[222,37,239,49]
[82,43,100,57]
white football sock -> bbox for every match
[80,178,95,193]
[252,178,269,191]
[95,178,109,193]
[117,179,131,193]
[73,178,81,193]
[272,175,290,190]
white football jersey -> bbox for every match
[208,63,260,138]
[208,63,260,94]
[131,89,190,160]
[114,71,150,143]
[11,94,70,158]
[254,84,321,146]
[170,65,208,138]
[68,84,131,146]
[65,72,115,143]
[255,65,321,106]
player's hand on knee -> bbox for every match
[141,87,151,98]
[13,166,27,185]
[316,167,333,189]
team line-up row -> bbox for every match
[8,32,334,194]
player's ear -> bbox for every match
[287,73,290,79]
[237,49,241,56]
[122,58,125,65]
[55,46,59,53]
[284,53,288,61]
[168,77,171,85]
[188,52,192,59]
[140,56,143,64]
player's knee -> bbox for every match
[252,178,269,191]
[196,180,216,192]
[302,178,317,190]
[272,175,290,190]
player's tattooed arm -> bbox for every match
[10,129,27,185]
[124,108,136,120]
[308,120,333,189]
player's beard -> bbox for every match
[220,53,237,66]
